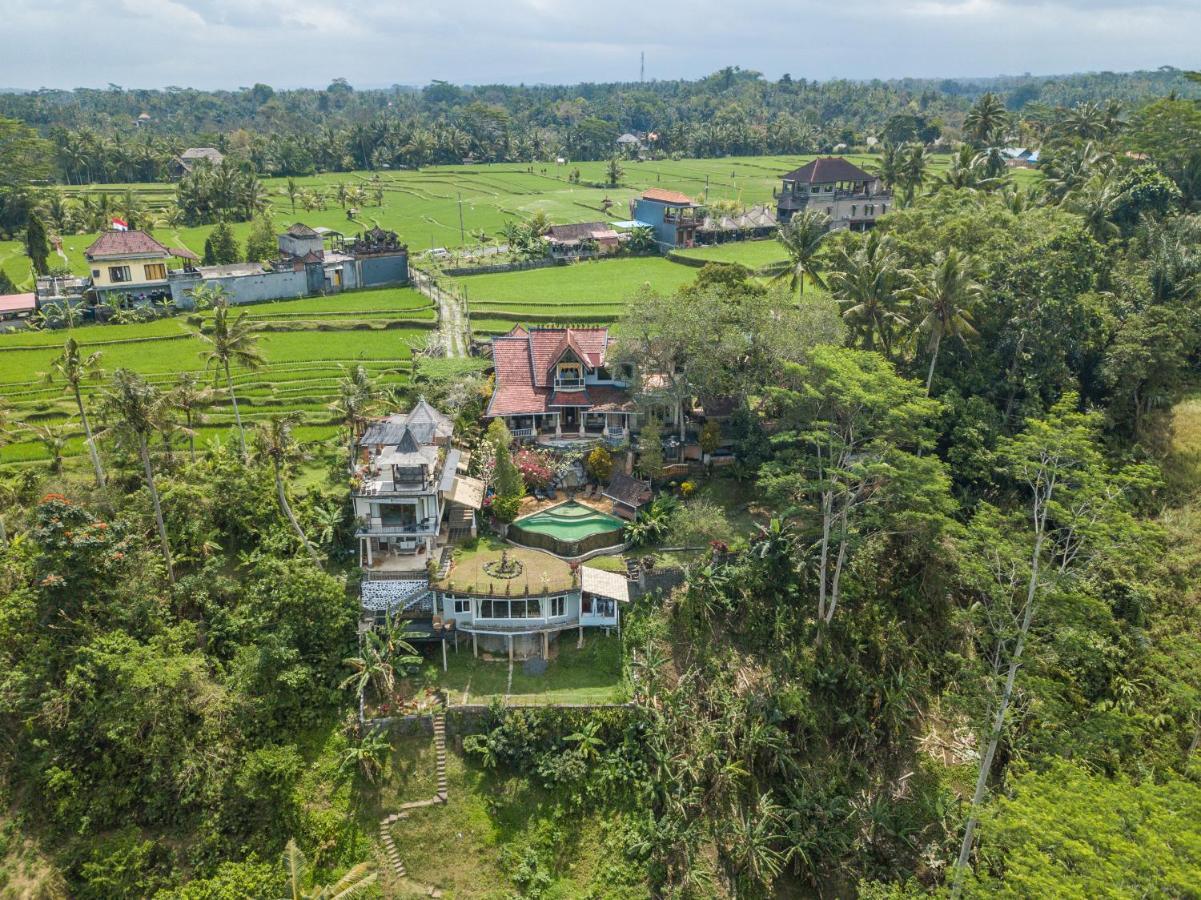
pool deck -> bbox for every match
[515,492,619,519]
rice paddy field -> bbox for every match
[0,152,1040,291]
[672,238,789,270]
[0,287,438,465]
[457,256,698,335]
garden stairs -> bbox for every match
[378,692,449,895]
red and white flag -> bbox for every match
[110,217,129,231]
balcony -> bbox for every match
[355,516,438,537]
[355,474,435,496]
[553,378,586,391]
[459,615,581,635]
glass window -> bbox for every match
[144,263,167,281]
[108,266,131,283]
[550,596,565,617]
[454,599,470,615]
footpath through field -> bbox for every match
[411,267,468,358]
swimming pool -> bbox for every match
[510,501,626,557]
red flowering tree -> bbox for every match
[514,449,553,489]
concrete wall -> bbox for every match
[632,199,675,247]
[170,268,308,308]
[358,253,409,288]
[278,233,323,258]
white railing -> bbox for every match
[511,427,534,438]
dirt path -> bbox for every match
[410,267,468,358]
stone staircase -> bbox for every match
[378,693,449,893]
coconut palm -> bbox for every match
[827,231,908,357]
[964,92,1009,146]
[0,477,17,544]
[279,839,376,900]
[873,142,905,192]
[21,422,71,475]
[772,209,829,297]
[194,303,263,457]
[170,372,213,464]
[900,143,929,205]
[329,365,377,472]
[99,370,175,583]
[1065,180,1123,242]
[906,249,984,395]
[45,337,106,487]
[253,413,323,568]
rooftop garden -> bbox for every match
[433,538,577,596]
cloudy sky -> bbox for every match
[1,0,1197,90]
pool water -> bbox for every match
[514,501,624,541]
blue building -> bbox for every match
[630,188,704,249]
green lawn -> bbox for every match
[429,632,625,706]
[673,239,788,270]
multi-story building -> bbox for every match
[353,400,476,570]
[775,157,892,231]
[486,325,639,444]
[630,188,704,248]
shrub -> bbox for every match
[585,446,614,482]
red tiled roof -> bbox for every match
[85,230,171,260]
[169,246,199,261]
[782,156,874,185]
[587,385,634,412]
[548,390,593,407]
[528,327,609,387]
[641,188,695,205]
[487,336,549,416]
[0,293,36,314]
[487,327,623,418]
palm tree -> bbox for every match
[21,422,70,474]
[253,413,323,568]
[773,209,829,297]
[100,370,175,583]
[280,839,376,900]
[170,372,212,464]
[195,303,263,457]
[901,143,929,205]
[827,231,908,357]
[1065,180,1123,242]
[906,249,984,395]
[873,142,905,192]
[329,365,376,472]
[46,337,106,487]
[285,177,300,214]
[964,92,1009,146]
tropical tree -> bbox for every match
[773,209,829,297]
[340,622,420,702]
[46,336,106,487]
[195,302,263,456]
[170,372,212,464]
[827,230,907,357]
[21,421,70,474]
[606,157,624,186]
[99,369,175,583]
[253,413,323,568]
[24,213,51,276]
[900,142,929,205]
[964,92,1009,146]
[329,365,377,471]
[906,248,984,394]
[279,839,376,900]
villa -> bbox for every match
[431,543,624,661]
[352,400,483,570]
[84,230,197,304]
[487,325,638,444]
[169,147,224,178]
[775,157,891,231]
[630,188,704,249]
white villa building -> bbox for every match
[352,400,481,569]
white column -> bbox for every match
[441,638,448,672]
[366,539,373,566]
[555,414,562,438]
[578,413,585,436]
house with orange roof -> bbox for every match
[631,188,704,249]
[486,325,641,443]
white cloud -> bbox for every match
[0,0,1197,89]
